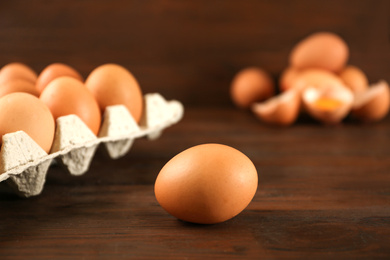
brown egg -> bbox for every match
[289,32,349,72]
[85,63,144,123]
[252,89,300,126]
[0,79,40,98]
[0,92,55,153]
[279,67,301,92]
[230,67,275,109]
[40,76,101,135]
[302,85,354,124]
[352,81,390,122]
[291,68,347,93]
[36,63,83,93]
[0,62,37,84]
[338,65,369,94]
[155,143,258,224]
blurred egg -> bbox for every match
[0,92,55,153]
[40,76,101,135]
[302,84,354,124]
[289,32,349,72]
[0,62,37,84]
[352,81,390,122]
[252,89,300,126]
[155,143,258,224]
[85,63,144,123]
[279,67,301,92]
[291,68,347,92]
[230,67,275,109]
[338,65,368,94]
[36,63,83,93]
[0,79,40,98]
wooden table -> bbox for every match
[1,107,389,259]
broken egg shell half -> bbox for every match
[352,80,390,122]
[251,89,300,126]
[302,85,354,125]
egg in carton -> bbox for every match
[0,93,184,197]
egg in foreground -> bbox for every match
[155,143,258,224]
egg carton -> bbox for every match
[0,93,184,197]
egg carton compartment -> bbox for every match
[0,93,184,197]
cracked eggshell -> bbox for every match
[289,32,349,72]
[302,85,354,124]
[252,89,300,126]
[338,65,369,94]
[230,67,275,109]
[85,64,144,123]
[352,81,390,122]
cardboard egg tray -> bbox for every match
[0,93,184,197]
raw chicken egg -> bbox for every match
[338,65,369,94]
[0,62,37,84]
[0,79,40,98]
[85,64,144,123]
[230,67,275,109]
[252,89,300,126]
[291,68,347,93]
[352,81,390,122]
[302,85,354,124]
[0,92,55,153]
[279,67,301,92]
[40,76,101,135]
[36,63,83,93]
[155,143,258,224]
[289,32,349,72]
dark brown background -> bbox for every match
[1,0,390,259]
[0,0,389,107]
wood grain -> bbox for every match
[1,108,390,259]
[0,0,390,258]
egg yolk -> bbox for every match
[314,98,343,111]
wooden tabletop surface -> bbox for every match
[0,1,390,259]
[1,107,389,259]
